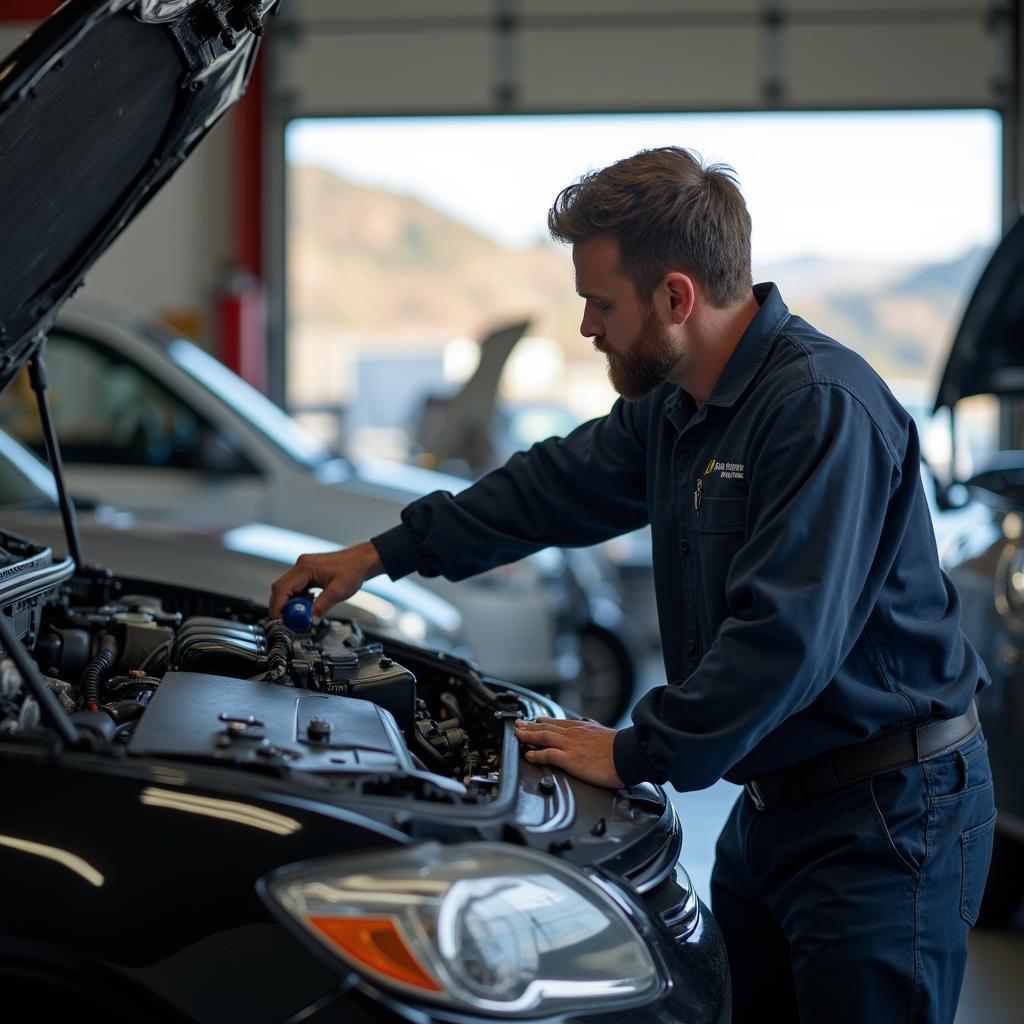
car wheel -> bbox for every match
[976,824,1024,928]
[575,624,636,726]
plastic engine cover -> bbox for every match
[128,671,415,774]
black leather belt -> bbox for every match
[744,702,981,811]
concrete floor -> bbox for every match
[623,655,1024,1023]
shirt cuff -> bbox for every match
[613,725,663,787]
[370,524,420,581]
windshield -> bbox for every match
[168,339,332,468]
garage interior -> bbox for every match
[1,2,1022,1021]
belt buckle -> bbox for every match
[745,780,766,811]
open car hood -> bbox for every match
[0,0,272,393]
[934,213,1024,412]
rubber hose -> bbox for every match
[81,634,118,712]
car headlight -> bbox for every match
[263,841,661,1017]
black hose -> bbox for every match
[138,639,171,674]
[461,669,499,706]
[440,691,463,724]
[81,634,118,712]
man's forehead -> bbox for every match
[573,235,626,291]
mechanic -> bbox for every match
[269,147,994,1024]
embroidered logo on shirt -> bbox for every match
[704,458,745,481]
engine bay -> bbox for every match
[0,530,533,804]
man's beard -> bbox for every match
[604,302,678,401]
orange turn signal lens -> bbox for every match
[307,916,443,993]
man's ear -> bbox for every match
[662,272,695,324]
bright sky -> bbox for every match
[286,110,1002,266]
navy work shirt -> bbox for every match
[373,284,987,791]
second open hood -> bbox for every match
[934,214,1024,412]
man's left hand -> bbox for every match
[513,717,624,789]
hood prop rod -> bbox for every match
[28,353,84,572]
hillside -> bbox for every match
[758,247,990,381]
[289,163,583,350]
[290,161,991,386]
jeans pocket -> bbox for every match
[929,735,991,805]
[869,773,926,878]
[961,811,997,926]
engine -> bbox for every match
[171,615,418,733]
[1,587,514,796]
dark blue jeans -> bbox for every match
[710,731,996,1023]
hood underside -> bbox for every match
[0,0,272,392]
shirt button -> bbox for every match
[687,639,698,655]
[679,538,690,554]
[680,446,692,460]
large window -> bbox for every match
[285,110,1001,477]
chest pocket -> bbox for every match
[693,497,747,641]
[694,497,746,534]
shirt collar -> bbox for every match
[664,282,790,424]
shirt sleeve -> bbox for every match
[372,397,650,582]
[613,382,912,790]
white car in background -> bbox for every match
[0,429,466,654]
[0,303,638,722]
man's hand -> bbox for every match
[513,717,624,789]
[268,541,384,622]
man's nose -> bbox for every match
[580,313,601,339]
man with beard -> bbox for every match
[270,147,992,1024]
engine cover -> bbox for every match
[128,671,414,774]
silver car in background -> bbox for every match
[0,428,467,654]
[0,304,639,721]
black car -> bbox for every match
[932,213,1024,927]
[0,3,729,1022]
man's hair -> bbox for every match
[548,146,752,308]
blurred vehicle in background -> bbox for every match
[412,319,530,479]
[600,526,660,649]
[410,317,653,689]
[0,429,467,655]
[0,304,640,722]
[928,212,1024,927]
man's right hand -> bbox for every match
[268,540,384,623]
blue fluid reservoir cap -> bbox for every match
[282,596,313,634]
